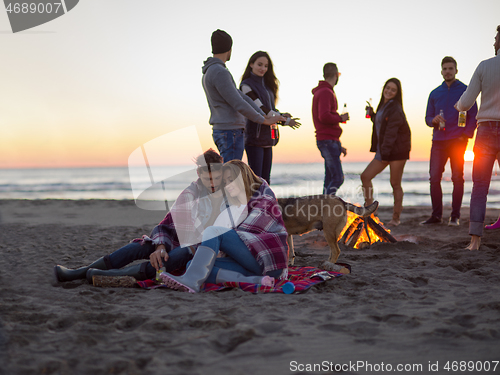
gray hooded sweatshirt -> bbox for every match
[202,57,265,130]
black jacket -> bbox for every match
[370,101,411,161]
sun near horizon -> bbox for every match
[464,150,475,162]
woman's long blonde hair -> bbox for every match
[222,160,263,202]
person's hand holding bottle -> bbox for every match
[365,99,373,118]
[340,113,350,123]
[341,103,349,123]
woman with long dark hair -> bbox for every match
[240,51,300,184]
[361,78,411,226]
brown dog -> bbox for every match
[277,195,379,266]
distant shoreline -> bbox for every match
[0,197,494,208]
[1,161,499,208]
[1,199,499,228]
[0,160,476,171]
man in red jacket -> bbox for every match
[312,63,349,195]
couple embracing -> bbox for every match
[54,149,289,292]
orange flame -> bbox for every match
[338,211,391,249]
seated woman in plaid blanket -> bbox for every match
[160,160,289,292]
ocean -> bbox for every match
[1,161,500,209]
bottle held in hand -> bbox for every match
[271,124,278,139]
[439,109,445,131]
[458,111,466,127]
[341,103,348,124]
[156,267,166,283]
[365,98,372,118]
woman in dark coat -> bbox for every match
[361,78,411,226]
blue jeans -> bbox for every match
[429,138,468,219]
[104,241,193,280]
[212,129,245,162]
[198,226,283,283]
[316,140,344,195]
[245,145,273,184]
[470,123,500,236]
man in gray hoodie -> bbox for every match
[202,29,283,162]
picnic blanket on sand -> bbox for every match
[136,265,349,294]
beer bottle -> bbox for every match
[439,109,445,131]
[458,111,466,127]
[341,103,348,124]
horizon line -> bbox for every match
[0,158,460,170]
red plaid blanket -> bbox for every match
[136,265,348,294]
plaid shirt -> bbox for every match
[236,182,289,274]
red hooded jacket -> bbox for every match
[311,81,343,141]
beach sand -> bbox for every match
[1,199,500,375]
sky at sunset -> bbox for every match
[1,0,499,169]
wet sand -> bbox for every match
[1,199,499,375]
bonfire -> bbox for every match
[338,211,397,249]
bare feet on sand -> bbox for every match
[387,219,400,227]
[466,235,481,251]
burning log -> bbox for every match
[365,216,397,243]
[345,221,364,248]
[364,221,372,244]
[340,212,397,249]
[340,217,362,244]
